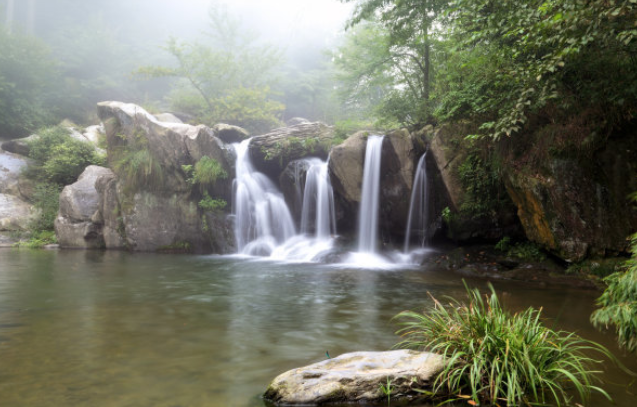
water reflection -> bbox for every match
[0,249,634,406]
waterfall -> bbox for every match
[404,152,429,252]
[300,158,337,239]
[233,139,296,256]
[357,135,384,253]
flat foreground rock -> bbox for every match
[264,350,445,405]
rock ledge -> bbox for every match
[264,350,445,405]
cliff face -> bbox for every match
[429,123,637,262]
[55,102,237,253]
[504,132,637,261]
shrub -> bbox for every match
[27,125,105,185]
[28,183,61,233]
[395,284,613,406]
[198,191,226,212]
[112,147,164,193]
[192,156,227,190]
[591,230,637,353]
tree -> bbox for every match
[438,0,637,139]
[138,3,284,133]
[0,27,58,138]
[337,0,450,125]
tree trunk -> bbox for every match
[5,0,15,32]
[424,35,430,102]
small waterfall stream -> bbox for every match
[357,135,384,253]
[233,139,296,256]
[233,139,337,261]
[299,158,337,239]
[403,152,429,252]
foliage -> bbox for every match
[0,28,58,137]
[27,125,105,185]
[198,192,227,213]
[13,230,57,249]
[495,236,512,252]
[395,283,614,406]
[338,0,450,125]
[438,0,637,139]
[457,150,508,219]
[192,156,228,190]
[137,4,284,133]
[378,377,393,406]
[592,193,637,353]
[28,183,62,235]
[507,241,546,261]
[112,147,164,194]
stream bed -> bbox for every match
[0,249,635,406]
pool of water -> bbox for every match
[0,249,634,406]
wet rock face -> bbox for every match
[90,101,235,253]
[55,166,114,249]
[248,121,335,180]
[328,130,428,241]
[264,350,446,405]
[505,134,637,261]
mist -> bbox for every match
[0,0,354,137]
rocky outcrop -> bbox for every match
[429,125,521,242]
[1,134,37,157]
[154,113,183,124]
[264,350,445,405]
[279,159,312,226]
[0,149,35,236]
[505,133,637,261]
[328,130,429,241]
[73,101,237,253]
[55,166,113,249]
[213,123,250,144]
[248,122,334,180]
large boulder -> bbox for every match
[0,149,35,234]
[95,101,235,253]
[264,350,446,405]
[505,132,637,261]
[0,193,33,231]
[279,159,314,227]
[213,123,250,144]
[55,166,114,249]
[0,134,37,157]
[248,122,335,180]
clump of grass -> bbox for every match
[394,283,614,406]
[192,156,227,190]
[112,147,164,193]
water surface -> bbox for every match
[0,249,634,406]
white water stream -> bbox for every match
[404,152,429,252]
[233,139,337,262]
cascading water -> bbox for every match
[300,158,337,239]
[271,157,337,261]
[403,152,429,252]
[233,139,296,256]
[233,139,337,262]
[357,135,384,253]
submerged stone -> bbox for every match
[264,350,445,405]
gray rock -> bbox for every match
[264,350,445,405]
[213,123,250,143]
[154,113,184,124]
[248,121,334,180]
[0,193,33,231]
[95,101,235,253]
[286,117,311,126]
[0,149,31,197]
[1,134,38,156]
[55,166,115,249]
